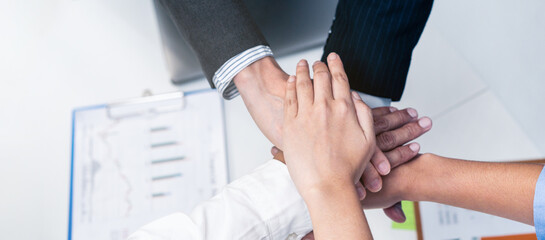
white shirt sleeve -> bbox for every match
[128,160,312,240]
[213,45,273,100]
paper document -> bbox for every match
[68,90,228,240]
[419,201,535,240]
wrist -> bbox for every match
[302,178,370,239]
[301,177,356,203]
[233,57,288,98]
[401,153,443,202]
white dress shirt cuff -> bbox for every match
[213,45,273,100]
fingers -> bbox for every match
[352,91,375,141]
[356,181,366,200]
[302,231,315,240]
[374,108,418,135]
[270,146,279,156]
[312,61,333,101]
[377,117,432,151]
[284,76,298,118]
[326,53,352,102]
[370,146,391,175]
[361,164,382,192]
[383,202,406,223]
[296,60,314,108]
[372,106,398,117]
[384,142,420,168]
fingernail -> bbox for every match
[370,179,381,191]
[327,52,338,60]
[288,75,295,82]
[298,59,307,66]
[407,108,418,118]
[313,61,321,66]
[271,147,279,155]
[352,91,361,100]
[418,117,431,128]
[409,142,420,152]
[389,107,398,112]
[378,162,390,175]
[356,185,366,199]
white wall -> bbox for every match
[1,0,544,239]
[425,0,545,154]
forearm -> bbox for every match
[411,154,543,225]
[232,56,288,147]
[304,183,372,240]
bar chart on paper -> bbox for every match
[69,90,228,240]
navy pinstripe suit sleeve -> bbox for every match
[322,0,433,101]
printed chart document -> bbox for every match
[69,90,228,240]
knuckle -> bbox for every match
[314,70,330,79]
[386,152,401,167]
[378,132,396,150]
[374,118,389,132]
[405,124,418,138]
[334,101,350,115]
[392,112,405,126]
[313,104,330,119]
[397,147,409,162]
[333,72,348,82]
[393,147,414,167]
[315,99,328,109]
[286,97,296,107]
[297,78,312,88]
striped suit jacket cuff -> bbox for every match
[213,45,274,100]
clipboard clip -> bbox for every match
[106,90,186,120]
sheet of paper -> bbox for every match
[69,90,228,240]
[419,201,535,240]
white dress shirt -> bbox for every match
[128,160,312,240]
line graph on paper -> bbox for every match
[70,91,228,240]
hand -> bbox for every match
[367,107,432,222]
[273,106,433,223]
[234,57,288,148]
[233,57,433,196]
[359,107,432,192]
[282,53,374,239]
[359,155,423,210]
[282,56,375,196]
[272,106,432,177]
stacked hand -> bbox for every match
[235,56,431,202]
[234,52,432,237]
[272,105,432,219]
[273,53,432,239]
[282,56,376,198]
[280,53,378,239]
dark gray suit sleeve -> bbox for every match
[157,0,268,87]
